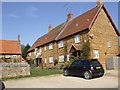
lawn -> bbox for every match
[2,68,63,81]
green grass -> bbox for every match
[2,68,63,81]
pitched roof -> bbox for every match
[0,40,21,54]
[28,4,119,52]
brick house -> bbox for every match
[27,2,120,68]
[0,35,22,62]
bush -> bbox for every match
[60,64,64,69]
[64,56,79,66]
[54,59,58,66]
[51,66,58,69]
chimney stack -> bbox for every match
[18,34,20,44]
[97,0,103,5]
[67,12,73,21]
[48,25,53,31]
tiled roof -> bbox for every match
[0,40,21,54]
[28,4,119,52]
[28,22,67,52]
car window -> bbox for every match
[71,60,81,66]
[90,60,100,66]
[81,61,90,66]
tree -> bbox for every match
[22,44,31,59]
[81,40,90,59]
[21,44,25,52]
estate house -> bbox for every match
[27,1,120,68]
[0,35,22,62]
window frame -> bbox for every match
[58,40,64,48]
[74,34,80,43]
[49,43,53,50]
[93,50,99,58]
[59,54,64,62]
[49,56,53,63]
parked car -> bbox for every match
[0,80,5,90]
[63,59,104,79]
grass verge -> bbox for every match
[2,68,63,81]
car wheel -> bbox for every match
[64,70,69,76]
[84,71,92,79]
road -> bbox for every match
[4,73,118,88]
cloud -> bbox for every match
[9,14,20,18]
[25,6,39,18]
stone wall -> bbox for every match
[0,62,30,78]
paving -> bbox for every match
[3,70,119,88]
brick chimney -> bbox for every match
[48,25,53,31]
[18,34,20,44]
[67,12,73,21]
[97,0,103,5]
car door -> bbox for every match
[69,61,78,75]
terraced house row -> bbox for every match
[27,1,120,68]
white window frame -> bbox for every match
[5,55,10,58]
[93,50,99,58]
[49,56,53,63]
[49,43,53,50]
[59,55,64,62]
[29,52,31,56]
[74,35,80,43]
[13,55,17,58]
[44,46,46,51]
[44,58,47,63]
[67,54,70,61]
[108,40,111,48]
[58,40,64,48]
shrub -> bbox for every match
[60,64,64,69]
[51,66,58,69]
[54,59,58,66]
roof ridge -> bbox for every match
[0,40,18,41]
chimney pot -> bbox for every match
[67,12,73,21]
[48,25,53,31]
[18,34,20,44]
[97,0,103,5]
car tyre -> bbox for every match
[84,71,92,79]
[64,69,69,76]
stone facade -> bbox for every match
[0,62,30,78]
[28,6,119,69]
[88,9,119,67]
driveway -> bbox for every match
[4,70,118,88]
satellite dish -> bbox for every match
[90,34,94,38]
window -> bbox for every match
[44,58,47,63]
[67,54,70,61]
[74,35,80,43]
[5,55,10,58]
[49,43,53,49]
[58,40,64,48]
[93,50,99,58]
[13,55,17,58]
[59,55,64,62]
[108,40,111,47]
[29,53,31,56]
[49,56,53,63]
[39,47,42,53]
[44,46,46,51]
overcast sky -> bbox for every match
[2,2,119,46]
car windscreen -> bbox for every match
[90,60,100,66]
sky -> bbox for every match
[2,2,119,46]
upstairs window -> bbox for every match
[49,56,53,63]
[39,47,42,53]
[13,55,17,58]
[5,55,10,58]
[44,46,46,51]
[49,43,53,49]
[93,50,99,58]
[74,35,80,43]
[58,40,64,48]
[59,55,64,62]
[108,40,111,48]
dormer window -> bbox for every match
[74,35,80,43]
[58,40,64,48]
[49,43,53,49]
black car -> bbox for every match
[63,59,104,79]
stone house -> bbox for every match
[27,2,120,68]
[0,35,22,62]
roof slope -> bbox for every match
[0,40,21,54]
[28,22,67,52]
[28,4,119,52]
